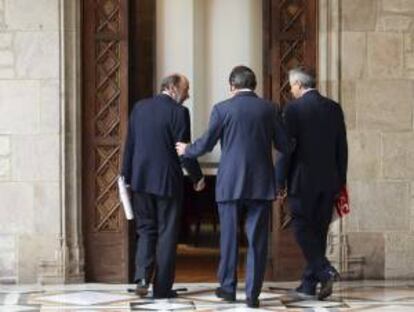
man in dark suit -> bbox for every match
[121,74,205,298]
[276,67,348,300]
[176,66,289,308]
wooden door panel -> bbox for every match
[264,0,317,106]
[82,0,155,282]
[263,0,317,281]
[82,0,130,282]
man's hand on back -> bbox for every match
[175,142,188,156]
[194,177,206,192]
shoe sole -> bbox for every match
[215,293,235,302]
[318,274,340,300]
[216,295,236,302]
[135,288,149,297]
[246,299,260,308]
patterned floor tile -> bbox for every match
[356,305,414,312]
[336,287,414,301]
[41,308,131,312]
[2,282,414,311]
[131,299,194,310]
[219,307,278,311]
[183,290,282,303]
[35,291,134,306]
[0,306,39,312]
[284,299,346,309]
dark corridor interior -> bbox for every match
[175,175,247,282]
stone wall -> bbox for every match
[1,0,414,283]
[342,0,414,279]
[0,0,63,283]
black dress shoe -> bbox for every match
[246,297,259,308]
[318,270,340,300]
[153,290,178,299]
[135,279,149,297]
[215,287,236,302]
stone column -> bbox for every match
[60,0,84,283]
[318,0,349,275]
[0,0,84,284]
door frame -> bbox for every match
[77,0,343,283]
[262,0,318,281]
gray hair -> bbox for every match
[288,67,316,89]
[160,74,182,92]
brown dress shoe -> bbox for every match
[135,279,149,297]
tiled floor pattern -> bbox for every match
[1,281,414,311]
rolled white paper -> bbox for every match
[117,176,134,220]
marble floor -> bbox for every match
[1,281,414,311]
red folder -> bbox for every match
[278,185,350,228]
[334,185,350,218]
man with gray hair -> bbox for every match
[276,66,348,300]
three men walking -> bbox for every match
[122,65,348,307]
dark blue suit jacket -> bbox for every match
[121,94,203,198]
[184,91,289,202]
[276,90,348,196]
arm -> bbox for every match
[174,107,203,184]
[275,104,296,193]
[336,105,348,187]
[121,111,135,185]
[272,106,291,154]
[184,106,223,158]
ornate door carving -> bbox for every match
[263,0,317,280]
[82,0,130,282]
[263,0,317,106]
[82,0,155,282]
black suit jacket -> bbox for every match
[276,90,348,196]
[121,94,203,198]
[184,91,290,202]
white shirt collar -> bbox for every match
[301,88,316,96]
[162,90,172,98]
[236,88,254,93]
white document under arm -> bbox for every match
[117,176,134,220]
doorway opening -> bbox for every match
[154,0,263,282]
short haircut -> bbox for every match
[229,65,257,90]
[160,74,182,92]
[288,66,316,89]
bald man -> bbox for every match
[121,74,204,298]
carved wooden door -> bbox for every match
[263,0,317,280]
[82,0,130,282]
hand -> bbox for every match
[276,188,287,201]
[175,142,188,156]
[193,177,205,192]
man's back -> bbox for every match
[284,90,347,193]
[122,94,193,197]
[186,91,287,201]
[177,66,286,305]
